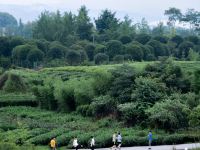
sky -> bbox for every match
[0,0,199,25]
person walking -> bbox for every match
[90,136,95,150]
[148,131,153,149]
[116,132,122,150]
[50,137,57,150]
[111,132,117,149]
[73,137,79,150]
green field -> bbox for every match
[0,61,200,149]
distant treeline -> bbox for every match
[0,6,200,68]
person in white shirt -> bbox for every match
[90,136,95,150]
[116,132,122,150]
[73,137,79,150]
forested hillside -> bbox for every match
[0,5,200,150]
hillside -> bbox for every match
[0,60,200,149]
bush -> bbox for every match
[146,99,190,130]
[117,102,146,125]
[94,53,109,65]
[132,77,166,104]
[3,73,26,93]
[189,105,200,127]
[91,95,116,118]
[113,55,124,63]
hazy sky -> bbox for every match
[0,0,199,25]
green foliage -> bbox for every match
[91,95,116,118]
[189,105,200,127]
[117,102,146,125]
[66,50,81,65]
[94,53,109,65]
[3,73,26,93]
[147,40,166,57]
[0,12,17,27]
[32,79,56,110]
[132,77,166,104]
[193,70,200,94]
[178,41,194,59]
[147,99,190,130]
[119,35,132,44]
[125,44,144,61]
[113,55,124,63]
[135,34,151,44]
[95,9,119,33]
[110,64,136,103]
[106,40,123,58]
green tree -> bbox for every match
[135,34,151,44]
[147,99,190,130]
[0,12,17,27]
[76,6,93,40]
[132,77,166,104]
[119,35,132,44]
[47,41,66,59]
[27,48,44,67]
[147,40,166,57]
[125,44,143,61]
[106,40,123,58]
[137,18,150,34]
[66,50,81,65]
[85,43,95,61]
[178,41,194,59]
[94,53,109,65]
[0,37,11,56]
[95,9,119,33]
[189,105,200,127]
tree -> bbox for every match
[132,77,166,104]
[153,35,169,44]
[47,41,66,59]
[66,50,81,65]
[170,35,183,47]
[95,9,119,33]
[118,15,136,36]
[106,40,123,58]
[165,7,182,26]
[12,44,33,66]
[189,105,200,127]
[110,65,136,103]
[27,48,44,67]
[137,18,150,34]
[147,99,190,130]
[147,40,166,57]
[193,70,200,94]
[94,53,109,65]
[178,41,194,58]
[152,22,165,36]
[135,34,151,44]
[76,6,93,40]
[85,43,95,61]
[0,12,17,27]
[113,55,124,63]
[125,44,143,61]
[119,35,132,44]
[0,37,11,57]
[181,9,200,34]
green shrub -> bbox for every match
[3,73,26,93]
[146,99,190,130]
[90,95,116,118]
[132,76,166,104]
[189,105,200,127]
[117,102,146,125]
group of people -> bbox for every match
[49,131,153,150]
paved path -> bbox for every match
[83,143,200,150]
